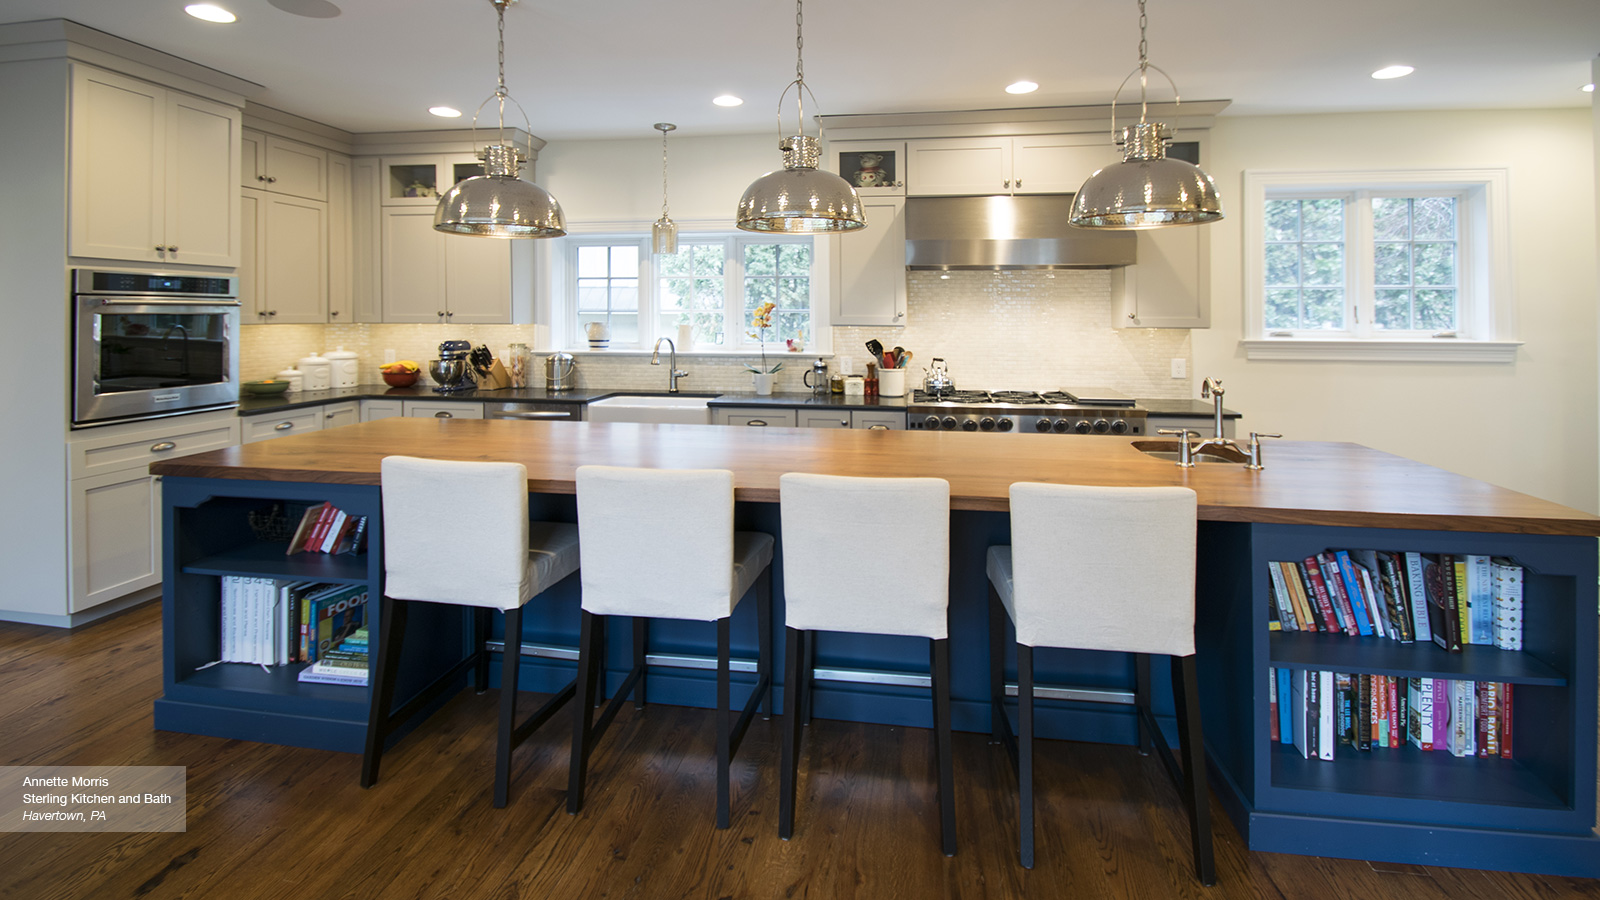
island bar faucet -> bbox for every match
[651,337,688,393]
[1200,376,1230,442]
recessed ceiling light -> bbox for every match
[267,0,341,17]
[185,4,236,23]
[1005,81,1038,95]
[1371,65,1414,80]
[1584,83,1596,93]
[429,106,462,118]
[712,95,744,108]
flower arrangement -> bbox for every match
[745,301,783,375]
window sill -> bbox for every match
[1241,339,1521,363]
[556,348,833,359]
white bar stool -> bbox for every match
[777,472,956,856]
[986,482,1213,884]
[364,456,581,808]
[567,465,774,829]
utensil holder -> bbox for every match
[879,368,906,397]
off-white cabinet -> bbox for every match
[1113,226,1210,328]
[240,188,328,324]
[327,153,353,322]
[381,209,513,324]
[831,197,907,327]
[359,399,404,421]
[797,409,907,429]
[906,136,1117,196]
[241,129,327,201]
[402,400,483,419]
[242,408,323,443]
[67,63,241,266]
[828,140,907,196]
[320,401,360,429]
[713,409,797,428]
[66,411,239,614]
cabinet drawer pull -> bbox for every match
[325,411,338,419]
[149,441,177,452]
[434,411,453,418]
[868,424,890,430]
[745,419,768,426]
[499,411,571,419]
[274,422,294,431]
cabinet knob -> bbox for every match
[1014,180,1021,190]
[155,245,166,252]
[274,422,294,431]
[330,310,339,317]
[257,310,268,318]
[266,176,277,184]
[268,310,277,317]
[434,411,453,418]
[895,311,904,320]
[168,246,178,253]
[1003,180,1010,190]
[438,311,446,319]
[256,174,267,182]
[149,441,177,452]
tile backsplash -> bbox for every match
[241,270,1192,398]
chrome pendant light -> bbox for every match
[434,0,566,238]
[1069,0,1223,229]
[736,0,866,234]
[652,123,678,255]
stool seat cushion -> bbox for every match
[995,482,1197,656]
[577,465,769,621]
[384,455,573,611]
[779,473,951,639]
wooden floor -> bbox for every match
[3,603,1598,900]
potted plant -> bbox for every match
[745,301,782,395]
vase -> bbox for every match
[753,372,775,395]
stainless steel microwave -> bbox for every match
[72,269,241,427]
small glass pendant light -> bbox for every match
[736,0,866,234]
[652,123,678,255]
[434,0,566,238]
[1069,0,1222,229]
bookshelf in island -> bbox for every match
[149,420,1600,875]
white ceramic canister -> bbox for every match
[298,352,332,391]
[324,345,359,388]
[275,367,304,393]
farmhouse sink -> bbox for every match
[587,395,712,425]
[1131,439,1250,465]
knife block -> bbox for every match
[478,359,513,390]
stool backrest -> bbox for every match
[1009,482,1197,656]
[780,473,951,640]
[381,455,531,610]
[576,465,735,621]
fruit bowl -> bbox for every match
[382,369,419,388]
[242,380,290,395]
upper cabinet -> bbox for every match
[380,154,484,206]
[828,141,906,197]
[906,136,1119,196]
[1114,226,1211,329]
[830,197,907,327]
[240,188,328,324]
[241,129,327,201]
[68,63,241,267]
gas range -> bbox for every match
[906,388,1148,435]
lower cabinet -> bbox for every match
[402,400,483,419]
[714,409,796,427]
[65,411,239,616]
[242,408,323,443]
[359,399,404,421]
[320,401,359,429]
[717,407,907,429]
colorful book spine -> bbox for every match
[1302,557,1341,633]
[1268,563,1299,631]
[1277,668,1294,744]
[1375,551,1414,643]
[1465,555,1494,645]
[1269,669,1281,742]
[1423,555,1462,652]
[1452,558,1470,646]
[1280,562,1318,633]
[1403,551,1432,642]
[1500,683,1513,759]
[1491,558,1524,651]
[1329,551,1374,636]
[1407,677,1434,751]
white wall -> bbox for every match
[1193,108,1598,512]
[537,131,779,226]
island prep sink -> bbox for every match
[1131,439,1250,465]
[587,395,712,425]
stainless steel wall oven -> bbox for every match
[72,269,240,427]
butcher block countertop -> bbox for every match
[150,418,1600,536]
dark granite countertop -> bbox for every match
[1137,399,1242,418]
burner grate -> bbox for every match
[989,391,1045,405]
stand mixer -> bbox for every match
[429,340,476,393]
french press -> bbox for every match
[802,358,829,396]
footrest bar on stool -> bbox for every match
[509,679,577,748]
[727,673,772,760]
[386,652,482,732]
[591,665,645,741]
[1135,704,1186,792]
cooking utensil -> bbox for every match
[865,339,884,366]
[923,358,954,394]
[470,345,494,377]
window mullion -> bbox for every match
[1351,191,1374,339]
[725,236,744,349]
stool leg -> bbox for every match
[1134,652,1153,756]
[988,584,1006,743]
[474,607,492,693]
[632,617,648,710]
[800,628,816,725]
[361,594,407,789]
[567,610,602,815]
[779,626,803,840]
[1018,642,1035,869]
[1172,653,1216,886]
[931,637,956,857]
[757,567,774,719]
[716,616,733,829]
[493,605,522,808]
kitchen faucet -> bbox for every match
[651,337,688,393]
[1200,376,1232,444]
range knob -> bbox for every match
[1093,419,1111,434]
[961,419,978,432]
[1110,419,1129,435]
[941,416,958,430]
[1034,419,1052,433]
[1052,419,1071,433]
[979,417,996,431]
[1074,420,1092,434]
[996,417,1014,432]
[923,415,942,430]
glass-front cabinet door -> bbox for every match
[380,154,487,206]
[827,140,906,196]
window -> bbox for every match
[562,233,816,351]
[1243,169,1516,362]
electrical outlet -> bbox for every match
[1170,358,1186,379]
[383,348,397,364]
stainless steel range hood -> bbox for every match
[904,195,1136,269]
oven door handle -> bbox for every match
[90,298,241,307]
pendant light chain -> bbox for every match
[1136,0,1149,123]
[661,128,670,218]
[793,0,806,126]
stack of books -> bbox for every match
[218,577,369,683]
[1270,668,1513,761]
[1267,550,1523,651]
[286,502,368,557]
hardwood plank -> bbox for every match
[148,418,1600,535]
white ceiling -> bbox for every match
[2,0,1596,140]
